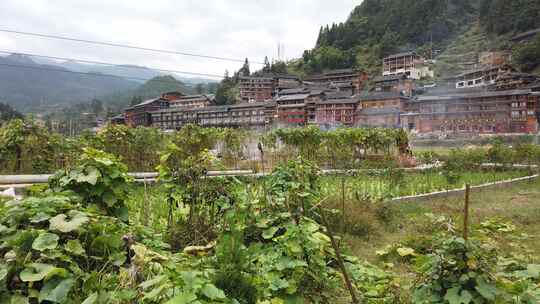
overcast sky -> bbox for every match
[0,0,361,80]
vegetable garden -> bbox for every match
[1,121,540,303]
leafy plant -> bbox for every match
[49,148,133,221]
[0,194,132,303]
[413,237,500,304]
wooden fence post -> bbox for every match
[463,184,470,240]
[341,177,346,234]
[319,207,359,304]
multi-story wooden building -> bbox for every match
[151,102,267,130]
[489,73,540,91]
[356,92,408,128]
[454,65,515,90]
[238,74,301,102]
[169,94,215,109]
[305,69,368,95]
[373,75,415,96]
[401,89,540,134]
[124,98,169,127]
[275,93,309,126]
[382,52,434,80]
[315,96,359,127]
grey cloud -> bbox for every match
[0,0,361,78]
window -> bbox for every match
[468,81,474,86]
[458,82,465,87]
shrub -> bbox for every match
[49,148,132,221]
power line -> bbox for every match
[0,62,222,84]
[0,28,264,64]
[0,50,224,78]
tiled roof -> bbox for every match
[317,97,359,105]
[278,88,308,95]
[373,75,407,82]
[326,91,353,100]
[511,28,540,41]
[359,92,405,101]
[125,98,163,110]
[277,94,310,101]
[229,101,268,109]
[384,51,416,60]
[415,89,533,102]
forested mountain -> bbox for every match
[293,0,540,75]
[0,54,138,112]
[0,54,219,113]
[100,75,202,112]
[479,0,540,35]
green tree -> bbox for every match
[90,99,103,116]
[0,102,23,122]
[513,34,540,72]
[195,83,205,94]
[0,119,56,173]
[263,56,271,73]
[239,58,250,76]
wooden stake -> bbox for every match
[319,207,359,304]
[463,184,470,240]
[341,177,346,234]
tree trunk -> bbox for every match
[15,145,22,173]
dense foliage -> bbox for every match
[0,119,61,173]
[0,121,412,174]
[295,0,477,73]
[479,0,540,35]
[1,150,405,303]
[513,34,540,72]
[49,148,133,222]
[0,102,23,122]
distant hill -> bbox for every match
[0,54,138,112]
[0,54,219,113]
[101,75,195,112]
[31,56,218,84]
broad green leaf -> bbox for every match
[443,286,462,304]
[77,167,101,185]
[263,227,279,239]
[49,210,89,233]
[103,191,117,207]
[181,271,204,290]
[139,275,167,290]
[9,295,29,304]
[81,293,98,304]
[39,277,75,303]
[201,283,226,300]
[30,212,51,223]
[165,292,197,304]
[64,239,85,255]
[0,223,8,233]
[0,264,8,281]
[32,232,59,251]
[475,277,497,300]
[396,247,415,257]
[19,263,67,282]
